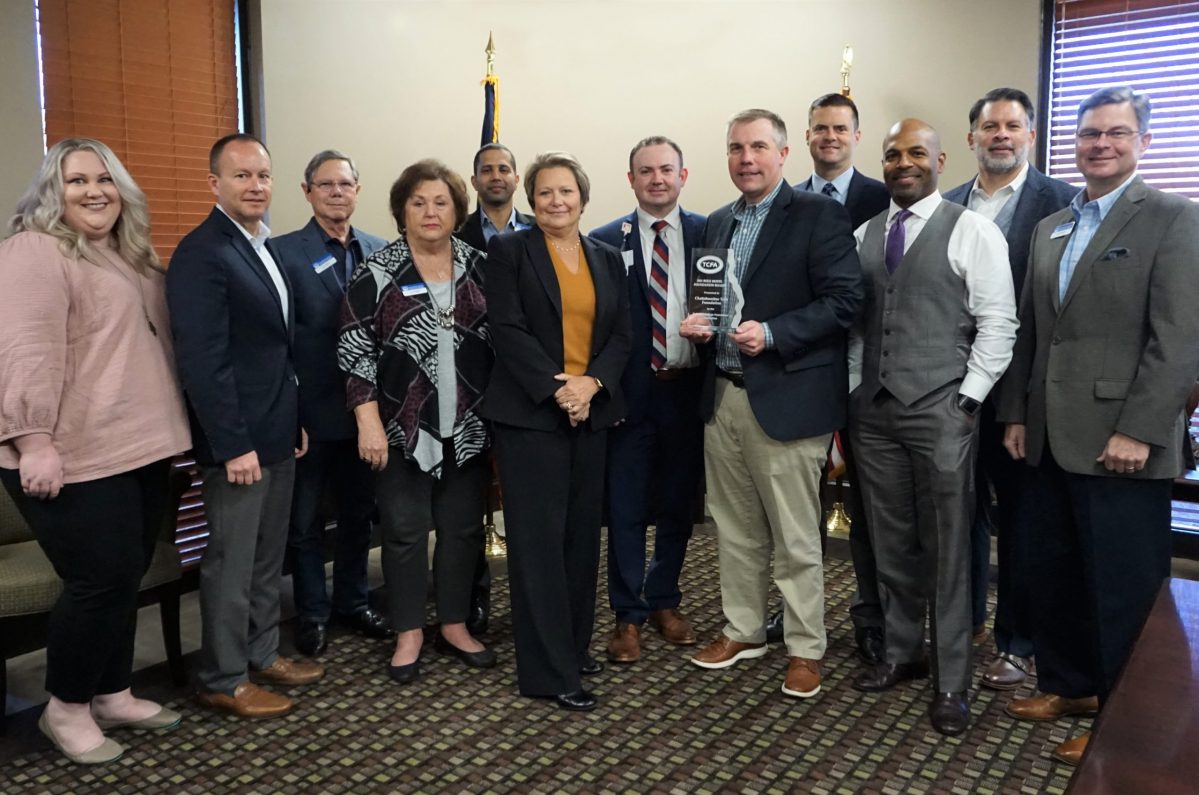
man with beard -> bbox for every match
[849,119,1016,735]
[943,88,1077,692]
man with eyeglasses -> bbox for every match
[997,86,1199,765]
[274,150,391,656]
[942,87,1077,693]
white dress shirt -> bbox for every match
[637,205,698,368]
[849,191,1017,401]
[807,166,856,205]
[967,161,1029,223]
[217,204,289,325]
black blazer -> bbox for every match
[454,205,535,253]
[273,217,387,441]
[943,165,1078,296]
[700,181,863,441]
[166,207,299,467]
[589,208,706,424]
[796,168,890,229]
[480,229,630,431]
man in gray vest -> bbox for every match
[848,119,1017,735]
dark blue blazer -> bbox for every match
[795,168,890,229]
[700,181,863,441]
[167,207,299,467]
[943,165,1078,296]
[589,208,706,424]
[273,217,388,441]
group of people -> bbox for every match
[2,83,1196,771]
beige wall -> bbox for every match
[1,1,1043,237]
[260,0,1043,237]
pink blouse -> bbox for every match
[0,231,191,482]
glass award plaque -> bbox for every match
[688,248,744,334]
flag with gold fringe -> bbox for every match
[480,33,499,146]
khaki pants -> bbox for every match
[705,379,830,659]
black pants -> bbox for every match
[1023,448,1172,704]
[377,446,488,632]
[1,459,171,703]
[493,422,605,697]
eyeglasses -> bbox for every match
[311,180,357,193]
[1076,127,1141,143]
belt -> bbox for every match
[715,369,745,388]
[653,367,696,382]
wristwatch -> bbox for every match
[956,394,982,417]
[592,376,604,392]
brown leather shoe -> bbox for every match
[981,653,1033,691]
[1005,693,1099,722]
[781,657,821,698]
[196,682,293,719]
[606,623,641,663]
[1051,732,1090,766]
[648,609,697,646]
[690,634,767,669]
[250,656,325,687]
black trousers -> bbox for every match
[376,446,488,632]
[493,422,605,697]
[1,459,171,703]
[1022,448,1172,704]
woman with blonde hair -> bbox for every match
[0,138,191,764]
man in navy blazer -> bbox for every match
[589,136,706,664]
[168,134,323,719]
[943,88,1077,692]
[274,150,390,657]
[767,93,891,661]
[681,110,862,699]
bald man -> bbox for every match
[847,119,1017,735]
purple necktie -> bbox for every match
[884,209,913,274]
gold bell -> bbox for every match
[824,501,852,539]
[484,521,507,558]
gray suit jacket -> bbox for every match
[997,177,1199,478]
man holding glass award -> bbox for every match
[681,109,862,699]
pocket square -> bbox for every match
[1100,247,1129,261]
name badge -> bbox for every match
[1050,221,1075,240]
[622,249,635,273]
[311,254,337,274]
[400,282,428,297]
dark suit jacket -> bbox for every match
[700,181,863,441]
[589,208,706,424]
[480,229,630,431]
[454,205,535,253]
[943,165,1078,296]
[796,168,890,229]
[166,207,299,467]
[273,217,387,441]
[997,178,1199,479]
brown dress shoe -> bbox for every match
[1005,693,1099,722]
[196,682,293,719]
[607,623,641,663]
[1052,732,1089,765]
[981,653,1033,691]
[648,609,697,646]
[781,657,821,698]
[250,656,325,687]
[690,634,767,670]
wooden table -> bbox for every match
[1068,577,1199,793]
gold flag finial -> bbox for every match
[485,32,496,77]
[840,44,854,97]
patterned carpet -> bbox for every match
[0,529,1087,794]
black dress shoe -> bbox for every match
[388,660,420,684]
[336,608,395,639]
[854,626,885,665]
[295,621,328,656]
[929,691,970,735]
[765,610,784,644]
[852,659,931,692]
[532,690,597,712]
[466,589,490,637]
[580,654,604,676]
[433,634,497,669]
